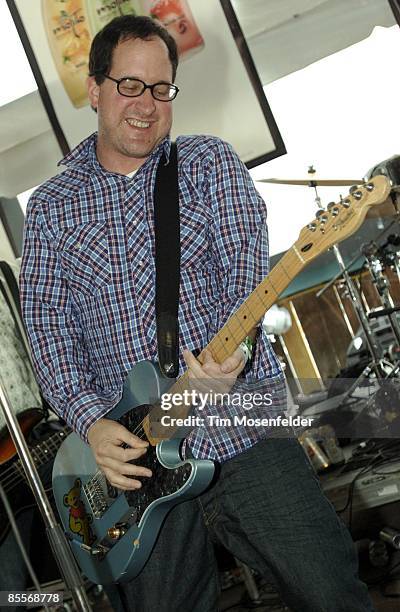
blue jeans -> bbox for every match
[109,437,374,612]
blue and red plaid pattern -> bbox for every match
[20,133,284,461]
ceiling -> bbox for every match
[0,0,397,198]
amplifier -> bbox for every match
[321,462,400,513]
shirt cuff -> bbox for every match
[62,387,123,443]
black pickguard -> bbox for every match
[116,405,192,523]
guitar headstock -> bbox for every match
[295,175,392,264]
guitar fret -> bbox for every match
[35,447,45,462]
[226,319,246,343]
[277,257,294,281]
[46,437,57,453]
[235,301,258,328]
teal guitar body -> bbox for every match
[52,361,215,584]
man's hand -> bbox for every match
[87,418,152,490]
[183,347,245,396]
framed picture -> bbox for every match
[7,0,285,167]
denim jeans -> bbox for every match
[109,437,374,612]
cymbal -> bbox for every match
[258,178,363,187]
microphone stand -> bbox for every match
[0,374,92,611]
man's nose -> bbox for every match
[132,88,156,114]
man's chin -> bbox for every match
[123,140,163,161]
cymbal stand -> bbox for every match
[309,170,385,378]
[0,375,92,612]
[383,236,400,286]
[362,241,400,349]
[317,220,398,297]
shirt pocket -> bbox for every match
[55,221,111,297]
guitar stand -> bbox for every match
[0,375,92,611]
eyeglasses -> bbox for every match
[99,74,179,101]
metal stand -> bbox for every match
[0,376,92,612]
[309,170,385,377]
[235,558,262,605]
[362,242,400,348]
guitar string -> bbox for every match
[0,433,67,492]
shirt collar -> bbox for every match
[58,132,172,175]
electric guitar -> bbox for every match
[0,409,69,545]
[52,176,392,584]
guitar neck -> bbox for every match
[145,247,303,441]
[202,247,302,364]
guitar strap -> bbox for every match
[154,141,180,378]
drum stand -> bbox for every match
[0,375,92,611]
[362,242,400,349]
[310,176,387,380]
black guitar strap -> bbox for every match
[154,142,180,378]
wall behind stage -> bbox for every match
[11,0,284,166]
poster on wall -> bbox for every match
[8,0,286,167]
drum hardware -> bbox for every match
[316,220,398,299]
[304,165,386,378]
[264,162,399,423]
[379,527,400,551]
[332,283,356,339]
[361,240,400,350]
[368,305,400,319]
[377,234,400,285]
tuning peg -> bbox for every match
[351,189,363,200]
[327,202,340,216]
[307,222,317,232]
[316,210,328,224]
[341,198,351,208]
[364,181,374,192]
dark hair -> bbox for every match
[89,15,179,83]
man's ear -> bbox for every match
[87,76,100,112]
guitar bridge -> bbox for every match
[84,472,109,519]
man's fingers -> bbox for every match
[183,348,204,376]
[105,472,145,490]
[88,418,149,451]
[117,428,149,449]
[98,444,148,463]
[104,457,152,478]
[202,349,215,364]
[221,348,245,374]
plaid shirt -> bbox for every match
[20,133,284,461]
